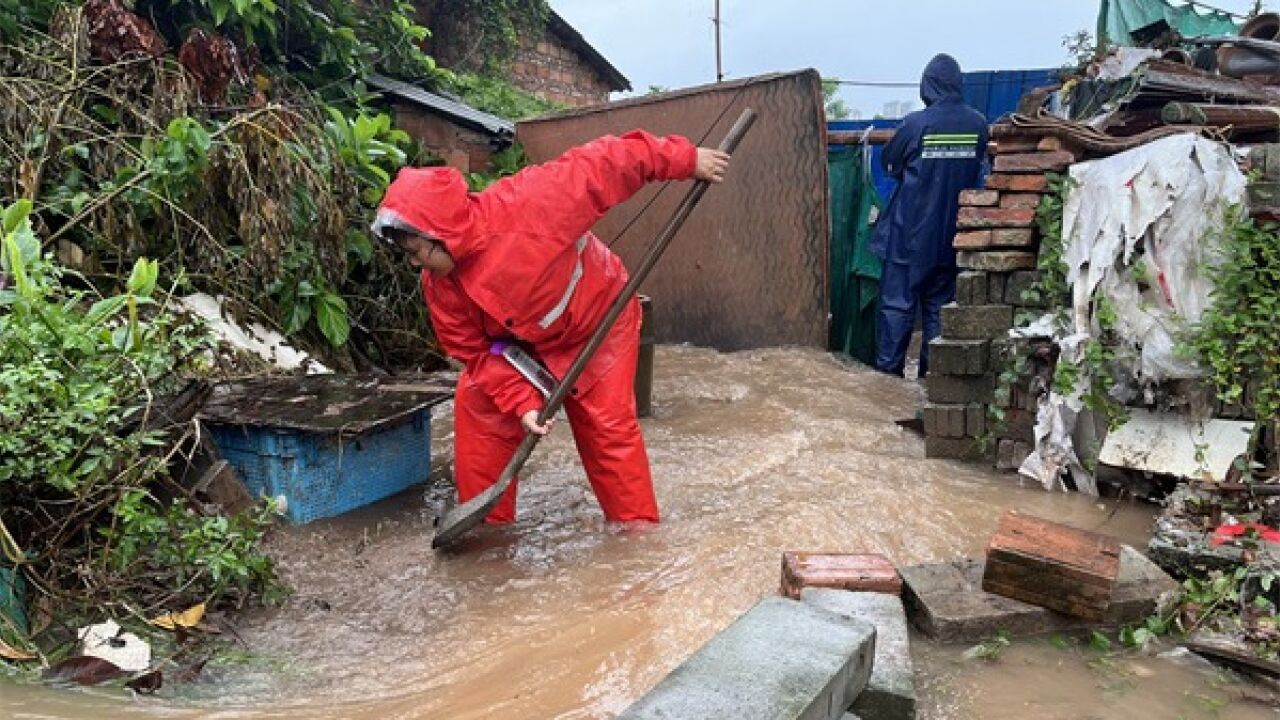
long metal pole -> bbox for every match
[714,0,723,82]
[432,109,758,549]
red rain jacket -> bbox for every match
[377,131,697,418]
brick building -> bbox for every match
[369,74,514,174]
[374,7,629,173]
[507,11,631,107]
[416,4,631,108]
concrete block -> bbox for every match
[1004,270,1044,306]
[928,338,989,376]
[924,435,993,463]
[958,188,999,206]
[965,404,986,437]
[941,303,1012,340]
[956,207,1037,229]
[956,251,1037,272]
[803,589,917,720]
[782,552,902,599]
[926,373,995,405]
[986,273,1008,305]
[985,173,1049,192]
[955,271,988,306]
[996,409,1037,443]
[993,150,1076,173]
[900,546,1179,643]
[995,439,1033,471]
[617,597,876,720]
[923,403,966,439]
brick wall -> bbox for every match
[924,133,1077,469]
[414,2,616,109]
[390,104,495,173]
[508,33,613,108]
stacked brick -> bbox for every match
[924,133,1076,469]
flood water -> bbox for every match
[3,346,1276,719]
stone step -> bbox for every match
[900,546,1178,643]
[803,589,918,720]
[617,597,876,720]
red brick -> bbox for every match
[959,189,999,207]
[994,151,1076,173]
[991,228,1036,248]
[982,511,1122,621]
[985,174,1050,192]
[999,193,1044,210]
[780,552,902,599]
[1036,136,1066,152]
[954,230,994,250]
[992,136,1041,154]
[957,207,1036,229]
[957,251,1038,271]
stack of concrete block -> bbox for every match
[924,133,1074,467]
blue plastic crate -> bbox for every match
[208,408,432,524]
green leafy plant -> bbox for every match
[962,630,1011,661]
[1189,211,1280,460]
[0,200,278,637]
[467,143,530,191]
[439,70,562,120]
[323,108,410,204]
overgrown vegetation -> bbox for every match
[1,3,435,368]
[1,200,279,655]
[1190,212,1280,461]
[1011,171,1129,432]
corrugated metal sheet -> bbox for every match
[518,70,829,351]
[367,74,515,139]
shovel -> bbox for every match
[432,108,758,548]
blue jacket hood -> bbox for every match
[920,54,963,106]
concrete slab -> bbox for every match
[617,597,876,720]
[900,546,1178,643]
[802,589,917,720]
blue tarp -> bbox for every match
[830,68,1058,203]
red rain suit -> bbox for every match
[376,131,698,523]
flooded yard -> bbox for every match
[2,346,1274,719]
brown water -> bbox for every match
[2,346,1276,719]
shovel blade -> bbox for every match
[431,479,508,548]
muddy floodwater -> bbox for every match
[3,346,1277,719]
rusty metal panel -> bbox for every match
[517,70,829,351]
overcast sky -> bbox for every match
[551,0,1265,117]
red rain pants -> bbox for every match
[452,300,657,524]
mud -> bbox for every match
[2,346,1272,719]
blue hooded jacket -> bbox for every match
[871,54,988,268]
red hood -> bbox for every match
[374,166,480,259]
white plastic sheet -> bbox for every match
[78,619,150,672]
[1020,134,1246,493]
[180,293,330,374]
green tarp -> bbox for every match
[1098,0,1240,46]
[827,148,882,365]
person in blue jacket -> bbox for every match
[872,53,988,377]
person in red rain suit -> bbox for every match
[371,131,731,525]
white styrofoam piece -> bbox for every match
[1098,408,1254,481]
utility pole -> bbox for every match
[713,0,723,82]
